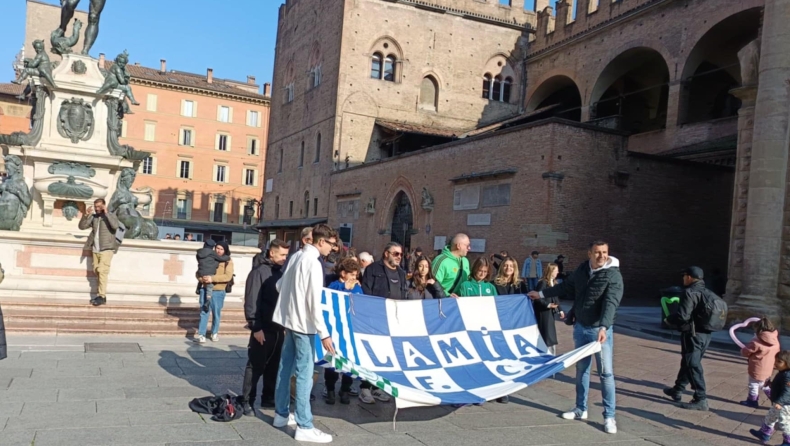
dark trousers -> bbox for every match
[324,368,353,393]
[673,331,711,400]
[241,329,283,405]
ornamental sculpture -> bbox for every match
[421,187,434,211]
[97,50,139,114]
[59,0,106,56]
[109,168,158,240]
[12,40,55,89]
[0,83,46,146]
[0,155,32,231]
[48,176,93,199]
[62,201,80,221]
[57,98,95,144]
[50,18,83,56]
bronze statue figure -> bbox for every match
[97,51,139,113]
[51,18,83,55]
[0,155,32,231]
[12,40,56,88]
[58,0,106,57]
[108,168,158,240]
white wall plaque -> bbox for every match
[470,238,486,253]
[467,213,491,226]
[433,236,447,251]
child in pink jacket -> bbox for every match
[740,317,781,408]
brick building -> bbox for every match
[18,0,272,245]
[0,84,31,137]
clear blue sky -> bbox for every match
[0,0,286,90]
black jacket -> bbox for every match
[533,279,563,347]
[771,370,790,406]
[405,279,446,300]
[494,281,528,296]
[361,260,408,299]
[244,255,284,332]
[666,280,716,333]
[0,302,6,360]
[541,258,624,329]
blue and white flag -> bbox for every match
[315,289,600,409]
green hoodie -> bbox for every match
[431,246,470,295]
[458,280,498,297]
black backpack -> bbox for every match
[698,290,728,332]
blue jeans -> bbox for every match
[527,278,539,291]
[275,329,315,429]
[198,288,225,337]
[573,324,616,419]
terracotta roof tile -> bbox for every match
[0,83,25,97]
[375,119,459,138]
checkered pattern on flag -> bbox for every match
[314,289,601,409]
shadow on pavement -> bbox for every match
[619,406,756,443]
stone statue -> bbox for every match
[97,50,140,113]
[105,97,150,163]
[51,19,83,56]
[12,40,56,89]
[421,187,434,211]
[62,201,80,221]
[59,0,107,56]
[108,168,158,240]
[738,39,761,87]
[0,155,32,231]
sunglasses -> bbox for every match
[389,251,403,257]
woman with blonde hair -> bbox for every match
[533,263,564,355]
[493,257,528,296]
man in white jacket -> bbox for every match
[271,224,337,443]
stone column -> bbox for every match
[730,0,790,325]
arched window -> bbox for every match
[384,55,396,82]
[371,53,383,79]
[299,141,304,167]
[314,133,321,163]
[420,76,438,111]
[275,196,280,219]
[482,74,492,99]
[493,76,503,102]
[502,77,512,103]
[304,191,310,218]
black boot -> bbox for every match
[325,390,336,405]
[339,391,350,404]
[496,396,509,404]
[680,398,708,411]
[242,401,254,416]
[662,387,682,402]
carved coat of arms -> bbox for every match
[57,98,94,143]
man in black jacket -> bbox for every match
[239,239,290,415]
[528,241,623,435]
[662,266,715,411]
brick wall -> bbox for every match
[329,120,733,300]
[0,97,32,136]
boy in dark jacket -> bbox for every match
[196,239,229,312]
[751,351,790,446]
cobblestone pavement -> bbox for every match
[0,310,765,446]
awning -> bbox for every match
[376,119,459,138]
[255,217,328,229]
[157,218,258,234]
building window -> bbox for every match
[304,191,310,218]
[420,76,438,111]
[289,200,293,217]
[483,74,512,103]
[144,122,156,142]
[313,198,318,216]
[371,53,382,79]
[243,203,255,225]
[275,196,280,219]
[180,128,193,146]
[384,56,395,82]
[502,77,512,103]
[310,65,322,88]
[182,100,195,117]
[247,110,259,127]
[284,84,294,103]
[178,160,191,179]
[186,232,203,242]
[278,148,283,173]
[218,106,230,123]
[299,141,304,167]
[248,138,259,156]
[213,201,224,223]
[142,156,154,175]
[493,76,502,101]
[215,165,227,183]
[314,133,321,163]
[217,134,228,151]
[245,168,255,186]
[146,94,157,112]
[176,198,188,219]
[482,74,492,99]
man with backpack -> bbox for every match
[663,266,728,411]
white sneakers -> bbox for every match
[210,334,219,342]
[358,388,391,404]
[295,427,333,443]
[272,413,296,428]
[273,413,333,443]
[193,335,206,344]
[560,409,616,434]
[371,388,391,402]
[358,389,374,404]
[561,409,588,420]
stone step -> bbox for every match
[4,320,250,336]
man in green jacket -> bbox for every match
[79,198,120,306]
[431,233,471,296]
[528,240,623,435]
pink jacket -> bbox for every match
[741,330,781,381]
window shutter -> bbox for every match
[192,101,198,117]
[215,133,220,150]
[178,128,184,145]
[151,156,157,175]
[147,94,157,112]
[189,161,194,179]
[213,165,218,182]
[246,110,252,127]
[186,198,192,220]
[226,135,232,152]
[228,107,234,123]
[180,100,185,116]
[257,111,262,127]
[254,169,258,187]
[191,128,196,147]
[225,166,230,183]
[223,200,228,223]
[171,197,178,218]
[216,105,222,121]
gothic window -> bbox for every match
[420,76,438,111]
[314,133,321,163]
[371,53,383,79]
[503,77,513,103]
[482,74,492,99]
[304,191,310,218]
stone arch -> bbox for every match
[482,53,518,103]
[378,176,418,233]
[369,35,405,83]
[589,46,671,133]
[308,41,322,68]
[419,74,440,111]
[525,74,583,121]
[677,7,762,124]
